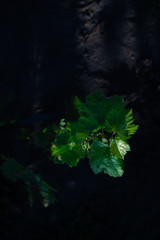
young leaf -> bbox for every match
[110,139,130,159]
[104,108,138,140]
[125,109,139,136]
[89,141,124,177]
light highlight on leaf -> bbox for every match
[89,141,124,177]
[110,139,130,159]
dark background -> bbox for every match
[0,0,160,239]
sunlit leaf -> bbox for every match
[110,139,130,159]
[89,141,124,177]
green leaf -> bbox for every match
[89,141,124,177]
[35,123,56,150]
[85,91,108,123]
[125,109,139,136]
[52,122,88,167]
[1,156,25,182]
[55,132,70,145]
[73,96,82,109]
[107,95,125,110]
[74,91,108,132]
[51,130,86,167]
[110,139,130,159]
[104,108,128,137]
[37,179,57,207]
[51,142,85,167]
[104,108,138,140]
[1,156,56,207]
[60,118,66,127]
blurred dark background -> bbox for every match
[0,0,160,239]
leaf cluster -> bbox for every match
[51,91,138,177]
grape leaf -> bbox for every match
[85,91,108,124]
[107,95,125,110]
[51,143,85,167]
[110,139,130,159]
[74,91,108,132]
[104,108,128,137]
[51,131,86,167]
[55,132,70,145]
[89,141,124,177]
[104,108,138,140]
